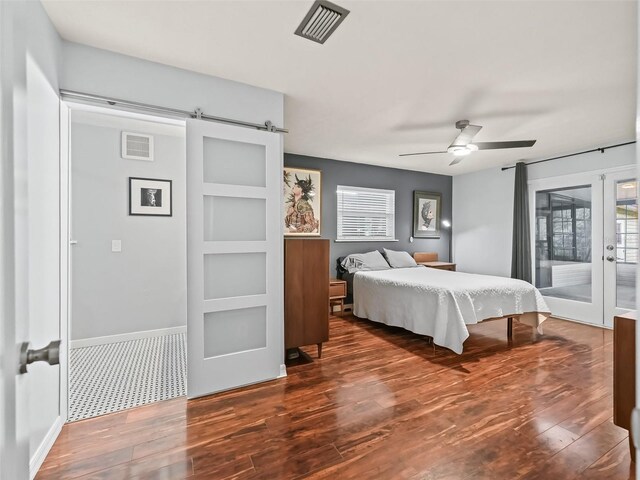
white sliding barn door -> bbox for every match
[186,119,283,399]
[1,1,30,477]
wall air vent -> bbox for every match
[294,0,350,44]
[121,132,154,161]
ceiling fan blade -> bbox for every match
[471,140,536,150]
[449,156,465,166]
[450,124,482,148]
[399,151,448,157]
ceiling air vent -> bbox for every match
[121,132,154,161]
[294,0,350,44]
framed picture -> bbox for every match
[129,177,172,217]
[283,167,321,236]
[413,191,441,238]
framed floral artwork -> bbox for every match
[283,167,321,236]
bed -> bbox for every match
[339,252,550,354]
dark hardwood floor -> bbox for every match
[38,314,634,479]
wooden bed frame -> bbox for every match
[487,312,547,341]
[412,253,539,342]
[337,254,547,350]
[423,315,514,345]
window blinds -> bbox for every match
[336,185,396,241]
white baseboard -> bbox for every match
[278,364,287,378]
[70,325,187,349]
[30,415,63,480]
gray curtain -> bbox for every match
[511,162,532,282]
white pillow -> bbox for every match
[383,249,418,268]
[341,251,391,274]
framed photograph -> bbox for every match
[413,191,441,238]
[283,167,321,236]
[129,177,172,217]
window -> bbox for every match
[616,180,638,264]
[535,187,592,263]
[336,185,396,241]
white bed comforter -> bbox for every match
[353,267,550,354]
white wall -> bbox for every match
[70,111,187,341]
[452,166,515,276]
[60,41,284,127]
[453,143,636,276]
[24,0,63,473]
[527,143,636,181]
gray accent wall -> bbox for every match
[284,154,453,276]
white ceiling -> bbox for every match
[42,0,637,175]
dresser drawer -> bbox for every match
[329,281,346,299]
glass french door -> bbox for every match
[603,170,637,326]
[531,173,604,325]
[530,169,636,327]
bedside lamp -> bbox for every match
[441,219,452,262]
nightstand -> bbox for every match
[329,278,347,316]
[418,261,456,271]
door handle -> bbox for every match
[606,244,614,251]
[19,340,61,374]
[606,255,616,262]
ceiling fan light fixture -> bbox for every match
[399,120,537,160]
[447,145,472,156]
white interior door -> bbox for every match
[530,172,604,325]
[1,0,30,477]
[603,170,636,326]
[186,119,283,399]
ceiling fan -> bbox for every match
[399,120,537,166]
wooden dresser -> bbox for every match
[614,310,636,461]
[284,239,329,358]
